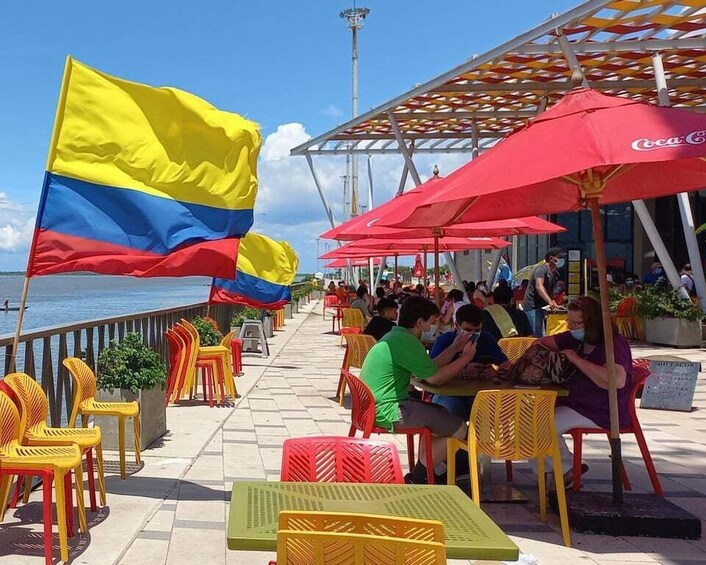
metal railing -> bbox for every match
[0,302,239,426]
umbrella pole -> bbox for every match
[394,254,398,284]
[434,235,440,295]
[423,247,428,287]
[588,198,623,505]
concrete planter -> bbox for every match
[284,304,293,319]
[293,300,300,314]
[644,317,702,348]
[95,385,166,451]
[262,316,274,338]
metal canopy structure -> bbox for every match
[292,0,706,158]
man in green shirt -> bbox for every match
[360,296,477,484]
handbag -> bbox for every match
[507,342,573,385]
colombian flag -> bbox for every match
[27,57,261,278]
[209,233,299,309]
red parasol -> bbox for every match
[324,257,381,269]
[319,236,509,259]
[380,88,706,503]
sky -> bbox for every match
[0,0,580,273]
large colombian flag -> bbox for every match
[209,232,299,309]
[27,57,261,278]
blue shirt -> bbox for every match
[430,330,507,364]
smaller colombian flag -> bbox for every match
[27,57,261,278]
[209,232,298,309]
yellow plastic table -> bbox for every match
[411,377,569,397]
[546,312,569,336]
[227,481,519,561]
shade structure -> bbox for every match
[379,88,706,504]
[320,236,509,260]
[325,257,381,269]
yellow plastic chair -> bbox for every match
[218,330,240,398]
[498,337,537,363]
[447,389,571,547]
[180,319,235,402]
[546,313,569,336]
[337,334,377,406]
[63,357,141,480]
[0,393,85,564]
[339,308,365,346]
[4,372,106,510]
[275,511,446,565]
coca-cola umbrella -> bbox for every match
[380,88,706,504]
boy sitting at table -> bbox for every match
[360,296,477,484]
[431,304,509,420]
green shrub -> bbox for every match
[232,306,262,327]
[635,282,704,322]
[97,333,167,394]
[191,315,223,345]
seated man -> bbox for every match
[431,304,508,420]
[350,285,373,322]
[482,284,532,342]
[360,296,477,484]
[363,297,398,341]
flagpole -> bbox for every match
[9,57,73,374]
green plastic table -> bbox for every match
[411,377,569,397]
[227,481,519,561]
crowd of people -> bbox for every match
[326,251,639,488]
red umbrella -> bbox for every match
[325,257,381,269]
[319,236,509,259]
[380,88,706,503]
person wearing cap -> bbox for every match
[522,247,564,337]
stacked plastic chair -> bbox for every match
[273,309,285,330]
[616,296,644,341]
[271,511,446,565]
[322,294,339,320]
[337,333,377,406]
[63,357,141,480]
[0,391,86,565]
[281,436,403,484]
[447,389,571,547]
[4,373,106,513]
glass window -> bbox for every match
[606,203,632,241]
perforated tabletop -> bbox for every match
[411,377,569,397]
[227,481,519,560]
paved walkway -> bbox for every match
[2,299,706,564]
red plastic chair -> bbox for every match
[569,358,664,496]
[323,295,339,321]
[281,436,403,484]
[341,370,435,484]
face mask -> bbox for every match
[655,268,663,274]
[625,279,634,286]
[570,329,585,341]
[551,257,565,268]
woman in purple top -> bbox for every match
[537,295,633,485]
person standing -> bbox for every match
[680,264,697,297]
[522,247,563,337]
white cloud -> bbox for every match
[0,193,34,253]
[252,123,473,273]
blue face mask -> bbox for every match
[570,329,585,341]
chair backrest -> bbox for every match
[498,337,537,363]
[470,389,558,461]
[0,390,22,453]
[628,358,651,425]
[324,295,339,307]
[221,329,237,350]
[341,370,376,436]
[63,357,98,425]
[281,436,403,484]
[617,296,639,317]
[278,511,445,542]
[180,319,202,348]
[341,308,365,330]
[341,334,377,371]
[3,372,49,438]
[174,322,199,379]
[276,530,446,565]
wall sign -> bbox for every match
[640,359,700,412]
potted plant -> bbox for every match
[95,333,168,451]
[191,315,223,345]
[636,283,704,347]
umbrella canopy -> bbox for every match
[319,236,509,260]
[378,88,706,504]
[380,89,706,228]
[325,257,381,269]
[320,187,565,240]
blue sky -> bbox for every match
[0,0,579,272]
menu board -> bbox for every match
[640,359,701,412]
[566,249,582,299]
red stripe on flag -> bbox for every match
[28,229,240,278]
[208,284,288,310]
